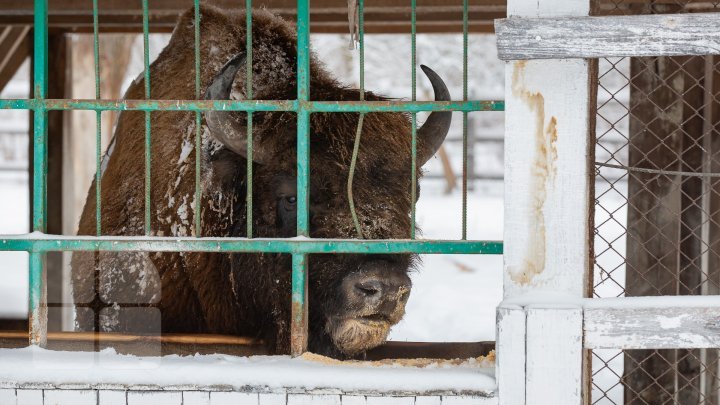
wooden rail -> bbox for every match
[0,331,494,360]
[496,12,720,60]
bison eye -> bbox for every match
[286,196,297,204]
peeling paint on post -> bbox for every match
[503,54,593,296]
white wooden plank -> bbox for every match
[585,305,720,349]
[365,397,413,405]
[340,396,365,405]
[257,393,284,405]
[0,389,16,405]
[287,394,340,405]
[496,13,720,61]
[16,390,42,405]
[507,0,589,18]
[43,390,96,405]
[414,396,440,405]
[525,308,583,405]
[503,56,593,298]
[442,396,497,405]
[496,306,525,405]
[209,392,257,405]
[183,392,210,405]
[126,391,182,405]
[98,391,126,405]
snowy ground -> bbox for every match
[0,346,496,393]
[0,172,29,319]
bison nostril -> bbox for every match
[355,281,382,297]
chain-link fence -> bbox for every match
[593,1,720,404]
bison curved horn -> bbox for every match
[204,52,270,163]
[417,65,452,167]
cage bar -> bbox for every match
[93,0,102,236]
[2,0,508,358]
[410,0,417,240]
[291,0,311,356]
[29,0,49,346]
[142,0,151,236]
[194,0,202,237]
[347,0,365,239]
[462,0,468,240]
[246,0,254,239]
[1,237,503,255]
[0,99,504,112]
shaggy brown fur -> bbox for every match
[71,5,426,357]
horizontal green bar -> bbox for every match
[0,99,297,112]
[0,235,503,255]
[308,100,504,113]
[0,99,504,113]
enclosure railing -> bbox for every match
[0,0,504,355]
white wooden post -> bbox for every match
[499,0,594,404]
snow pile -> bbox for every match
[0,347,495,395]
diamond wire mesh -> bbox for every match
[593,1,720,404]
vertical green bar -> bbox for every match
[296,0,310,235]
[290,253,308,355]
[358,0,364,100]
[194,0,202,237]
[347,0,364,238]
[410,0,417,240]
[30,0,48,346]
[93,0,102,236]
[291,0,310,356]
[246,0,254,238]
[462,0,468,240]
[142,0,152,236]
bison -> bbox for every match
[71,5,451,358]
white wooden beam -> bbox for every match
[525,308,583,405]
[584,296,720,349]
[496,306,525,405]
[44,390,97,405]
[496,13,720,60]
[98,390,126,405]
[503,5,593,302]
[501,0,593,403]
[183,392,211,405]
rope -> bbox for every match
[348,114,365,239]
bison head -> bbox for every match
[203,46,451,357]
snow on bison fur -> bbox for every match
[71,4,451,358]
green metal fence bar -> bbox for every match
[93,0,102,236]
[29,0,49,346]
[291,253,308,354]
[347,0,364,238]
[1,237,503,255]
[5,0,511,354]
[194,0,202,237]
[292,0,311,356]
[0,99,504,112]
[462,0,468,240]
[410,0,417,239]
[246,0,254,239]
[142,0,152,236]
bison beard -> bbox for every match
[70,5,451,359]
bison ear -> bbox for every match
[417,65,452,167]
[204,52,271,164]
